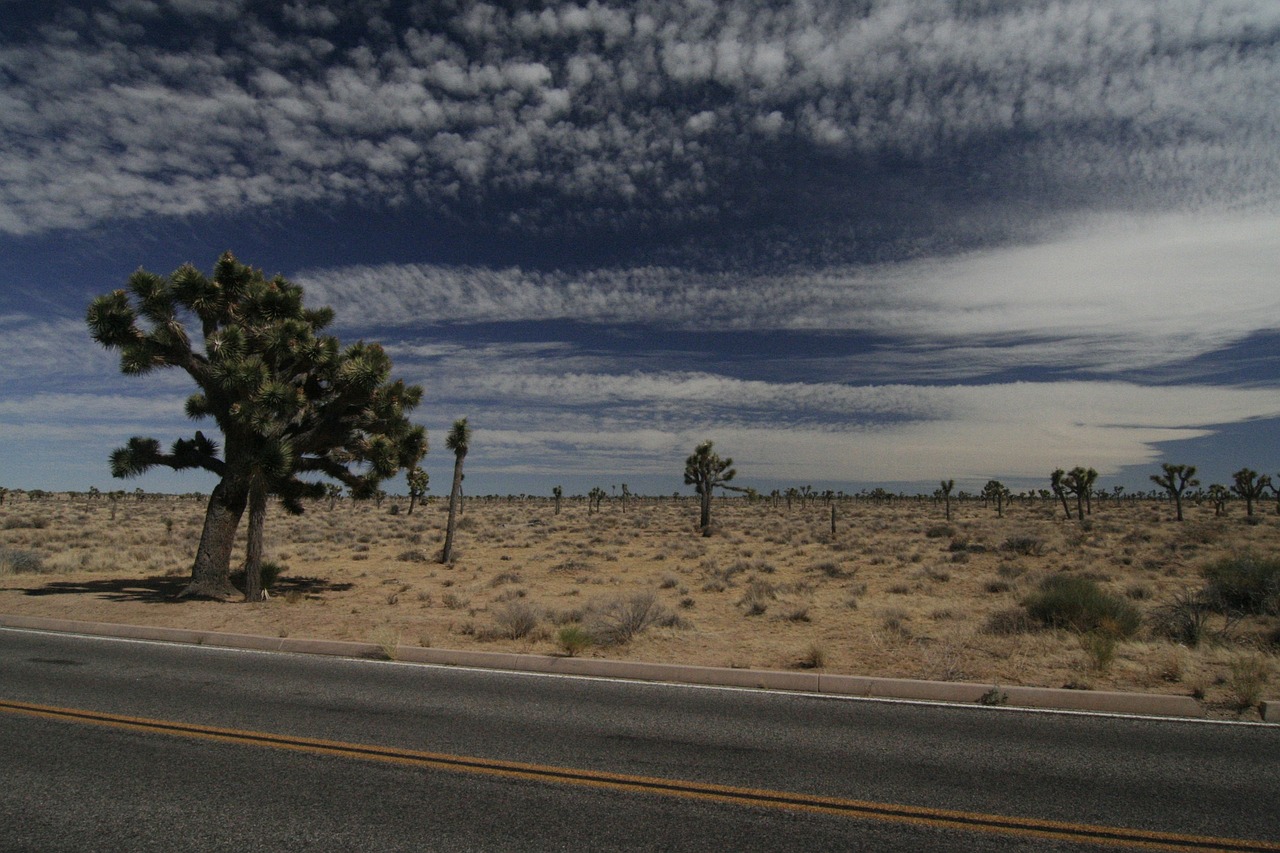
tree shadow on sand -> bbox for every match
[20,575,353,603]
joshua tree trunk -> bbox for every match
[243,483,268,602]
[698,487,712,536]
[182,478,246,600]
[442,456,465,563]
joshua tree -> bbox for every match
[88,252,425,599]
[1231,468,1271,517]
[1050,469,1072,520]
[552,485,563,515]
[684,440,736,537]
[981,480,1010,517]
[406,465,429,515]
[1206,484,1231,517]
[938,479,955,521]
[1151,463,1199,521]
[1062,467,1097,519]
[588,486,607,514]
[323,483,342,510]
[440,418,470,564]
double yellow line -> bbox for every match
[2,698,1274,852]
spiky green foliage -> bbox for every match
[1231,468,1272,517]
[981,479,1011,517]
[1151,463,1198,522]
[87,252,425,598]
[441,417,470,564]
[684,440,736,536]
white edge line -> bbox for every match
[3,624,1272,729]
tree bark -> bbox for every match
[180,477,246,600]
[699,486,712,536]
[243,483,267,602]
[441,454,465,563]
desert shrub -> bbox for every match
[490,570,522,587]
[230,560,284,591]
[588,592,670,645]
[1202,553,1280,615]
[0,546,45,574]
[1023,575,1140,638]
[809,560,853,579]
[3,516,49,530]
[796,644,826,669]
[1150,592,1216,647]
[925,524,955,539]
[1002,536,1046,557]
[493,601,541,639]
[985,579,1013,594]
[1227,655,1271,711]
[738,579,776,615]
[556,625,593,656]
[984,607,1034,635]
[1080,631,1117,671]
[397,549,429,562]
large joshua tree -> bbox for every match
[684,440,736,537]
[87,252,426,599]
[1151,463,1199,522]
[440,417,470,564]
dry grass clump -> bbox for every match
[2,493,1279,718]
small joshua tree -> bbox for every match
[406,465,429,515]
[1231,468,1271,517]
[684,440,736,537]
[938,479,954,521]
[1050,469,1072,520]
[552,485,563,515]
[440,418,470,563]
[1206,484,1231,517]
[1151,463,1199,522]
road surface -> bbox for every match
[2,627,1277,851]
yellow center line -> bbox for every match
[2,698,1273,852]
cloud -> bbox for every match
[1,1,1276,235]
[300,212,1280,377]
[472,378,1280,487]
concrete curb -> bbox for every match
[0,613,1217,719]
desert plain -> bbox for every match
[1,492,1277,720]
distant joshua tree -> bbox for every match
[406,465,429,515]
[1050,469,1072,520]
[588,486,607,514]
[1206,484,1231,517]
[982,480,1011,518]
[552,485,563,515]
[1063,467,1097,519]
[1151,463,1199,522]
[684,440,736,537]
[440,418,470,563]
[1231,468,1271,517]
[937,479,955,521]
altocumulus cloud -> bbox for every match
[1,0,1276,236]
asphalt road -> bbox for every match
[1,627,1277,852]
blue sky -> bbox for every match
[2,0,1279,498]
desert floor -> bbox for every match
[2,493,1277,720]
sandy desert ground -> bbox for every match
[2,492,1277,719]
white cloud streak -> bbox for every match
[301,212,1280,375]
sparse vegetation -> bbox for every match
[3,491,1278,719]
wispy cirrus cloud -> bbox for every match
[302,212,1280,378]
